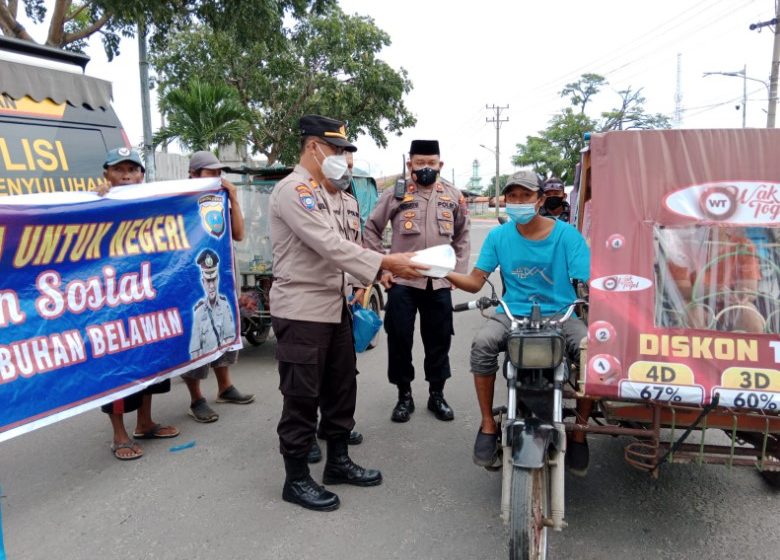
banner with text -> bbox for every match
[0,178,240,441]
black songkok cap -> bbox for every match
[299,114,357,152]
[409,140,440,156]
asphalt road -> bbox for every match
[1,221,778,560]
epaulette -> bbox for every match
[194,300,205,310]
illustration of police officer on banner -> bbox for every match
[189,249,237,359]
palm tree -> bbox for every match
[154,78,250,154]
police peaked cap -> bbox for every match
[299,114,357,152]
[409,140,440,156]
[197,249,220,280]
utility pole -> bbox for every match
[674,53,683,128]
[770,2,780,127]
[138,21,156,180]
[750,6,780,127]
[486,104,508,218]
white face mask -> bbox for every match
[316,145,348,180]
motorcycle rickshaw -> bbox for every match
[228,165,385,347]
[458,128,780,560]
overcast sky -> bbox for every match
[19,0,779,186]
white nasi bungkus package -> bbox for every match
[411,244,456,278]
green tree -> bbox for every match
[151,4,415,165]
[560,72,606,113]
[153,78,250,154]
[513,74,671,182]
[600,86,671,131]
[0,0,333,60]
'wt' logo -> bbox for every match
[699,186,738,220]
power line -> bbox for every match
[507,0,737,105]
[508,0,759,120]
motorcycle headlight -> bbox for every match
[506,332,565,369]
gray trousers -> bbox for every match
[470,313,587,376]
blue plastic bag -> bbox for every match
[352,302,382,353]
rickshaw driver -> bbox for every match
[446,170,592,475]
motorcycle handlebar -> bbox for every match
[452,297,494,312]
[453,296,587,328]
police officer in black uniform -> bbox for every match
[538,176,571,222]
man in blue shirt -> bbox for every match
[447,169,591,474]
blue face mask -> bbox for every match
[506,203,537,224]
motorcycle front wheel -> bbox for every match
[509,466,549,560]
[243,318,270,346]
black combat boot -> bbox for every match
[322,437,383,487]
[427,391,454,421]
[282,456,340,511]
[391,390,415,423]
[307,440,322,464]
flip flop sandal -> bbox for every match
[133,423,180,439]
[111,441,144,461]
[216,385,256,404]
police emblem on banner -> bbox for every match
[198,194,226,237]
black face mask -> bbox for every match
[544,196,565,211]
[412,167,438,187]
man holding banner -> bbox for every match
[270,115,426,512]
[98,148,180,460]
[181,151,254,425]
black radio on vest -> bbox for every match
[394,154,407,199]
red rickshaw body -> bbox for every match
[578,129,780,410]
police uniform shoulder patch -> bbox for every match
[402,193,414,202]
[296,185,317,212]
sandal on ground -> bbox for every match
[189,398,219,423]
[133,423,180,439]
[111,441,144,461]
[216,385,255,404]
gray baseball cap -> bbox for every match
[502,169,541,194]
[189,150,228,172]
